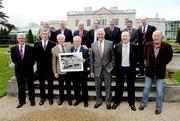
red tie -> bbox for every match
[79,30,83,39]
[19,46,24,60]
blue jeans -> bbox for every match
[140,76,164,109]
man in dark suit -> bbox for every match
[137,18,156,76]
[139,30,173,115]
[90,29,115,110]
[112,31,137,111]
[104,19,121,45]
[34,28,56,105]
[123,20,138,44]
[74,22,88,46]
[55,20,73,43]
[11,33,35,108]
[86,19,100,48]
[71,36,89,107]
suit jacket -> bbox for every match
[11,44,35,78]
[104,26,121,45]
[114,42,137,73]
[123,28,138,44]
[34,40,56,77]
[74,29,88,45]
[90,40,115,77]
[86,29,96,48]
[71,45,89,72]
[55,28,73,43]
[144,41,173,79]
[52,42,72,75]
[138,25,156,45]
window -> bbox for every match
[87,19,91,26]
[114,18,119,26]
[125,18,129,25]
[75,20,79,26]
[100,19,107,28]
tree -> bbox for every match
[0,0,15,32]
[26,29,34,43]
[176,28,180,44]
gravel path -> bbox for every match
[0,96,180,121]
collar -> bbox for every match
[19,44,25,48]
[122,42,130,47]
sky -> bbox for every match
[2,0,180,27]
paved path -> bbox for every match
[0,96,180,121]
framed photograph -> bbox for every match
[59,52,84,72]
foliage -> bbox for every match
[0,0,16,31]
[176,28,180,44]
[26,29,34,43]
[0,47,14,97]
[166,40,180,53]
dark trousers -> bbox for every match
[16,75,35,104]
[72,72,88,103]
[58,74,71,101]
[39,75,53,100]
[114,67,135,106]
[138,45,144,74]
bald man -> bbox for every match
[139,30,173,115]
[112,31,137,111]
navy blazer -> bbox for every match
[55,28,73,43]
[74,29,88,45]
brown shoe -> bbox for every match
[155,109,161,115]
[139,105,145,110]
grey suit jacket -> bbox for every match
[90,40,115,77]
[123,28,138,44]
[52,42,72,75]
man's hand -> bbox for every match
[90,73,95,78]
[54,73,59,78]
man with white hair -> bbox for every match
[90,29,114,110]
[11,33,35,108]
[139,30,173,115]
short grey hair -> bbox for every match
[40,28,51,38]
[73,36,82,41]
[56,34,65,40]
[17,33,26,39]
[97,29,105,35]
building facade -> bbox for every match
[165,21,180,40]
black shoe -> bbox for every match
[49,99,53,105]
[73,101,80,106]
[130,105,136,111]
[16,102,25,108]
[94,103,102,109]
[39,99,45,106]
[30,101,35,106]
[106,104,111,110]
[67,100,72,105]
[84,102,88,107]
[112,103,118,109]
[58,99,64,105]
[139,105,145,110]
[155,109,161,115]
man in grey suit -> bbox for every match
[123,20,138,44]
[90,29,115,110]
[52,34,73,106]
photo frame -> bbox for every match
[59,52,84,72]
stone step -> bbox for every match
[34,89,156,101]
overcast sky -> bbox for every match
[2,0,180,27]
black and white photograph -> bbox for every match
[59,52,84,72]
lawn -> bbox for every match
[0,47,14,97]
[175,71,180,83]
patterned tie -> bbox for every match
[74,48,78,52]
[19,45,24,60]
[61,45,65,53]
[79,30,83,39]
[142,26,146,43]
[43,41,46,51]
[123,45,127,64]
[129,29,132,37]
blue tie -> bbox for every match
[74,48,78,52]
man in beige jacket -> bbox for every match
[52,34,72,105]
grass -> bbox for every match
[0,47,14,97]
[175,71,180,83]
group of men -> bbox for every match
[11,17,173,115]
